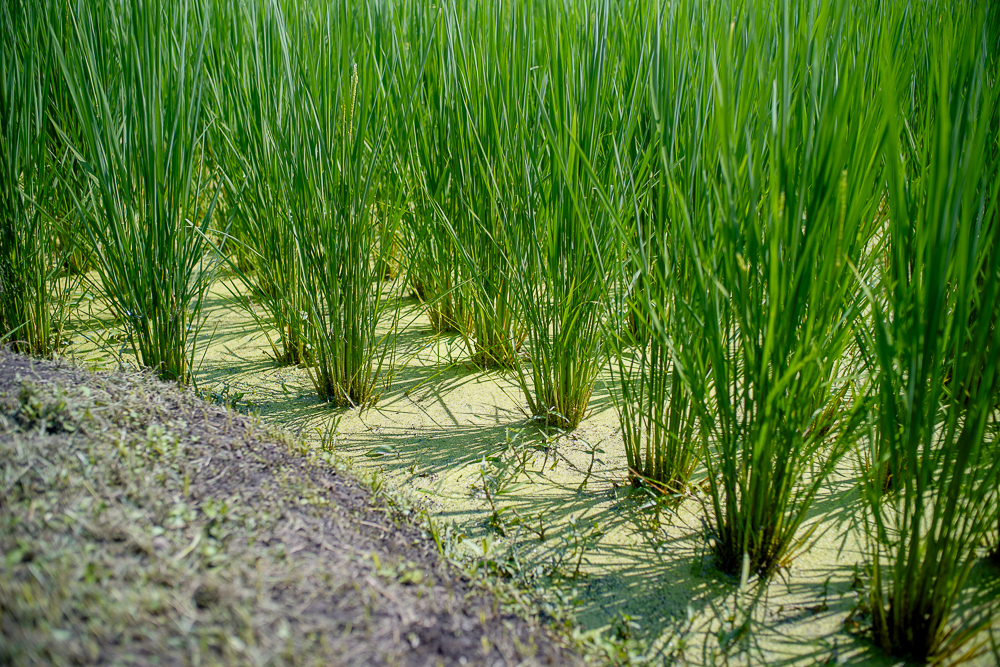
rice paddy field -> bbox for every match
[2,0,1000,664]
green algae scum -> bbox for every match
[3,0,1000,664]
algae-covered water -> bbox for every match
[62,277,1000,666]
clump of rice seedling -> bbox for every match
[288,3,399,407]
[439,2,527,369]
[207,0,310,366]
[501,0,623,430]
[0,0,74,356]
[391,10,472,332]
[856,6,1000,663]
[461,0,645,429]
[614,333,699,494]
[661,0,883,577]
[608,0,702,493]
[209,0,402,405]
[53,0,219,383]
[407,198,472,333]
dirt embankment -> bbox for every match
[0,351,586,666]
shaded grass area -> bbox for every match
[0,351,586,666]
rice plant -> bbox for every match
[207,0,311,365]
[53,0,219,383]
[441,0,527,369]
[207,0,401,405]
[857,6,1000,662]
[608,0,703,492]
[0,0,73,356]
[286,1,399,406]
[507,0,638,430]
[613,187,702,491]
[450,0,645,429]
[407,194,471,333]
[657,0,884,577]
[393,4,472,333]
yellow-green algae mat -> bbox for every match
[64,277,1000,666]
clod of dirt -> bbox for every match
[193,583,221,609]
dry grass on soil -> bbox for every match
[0,351,587,666]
